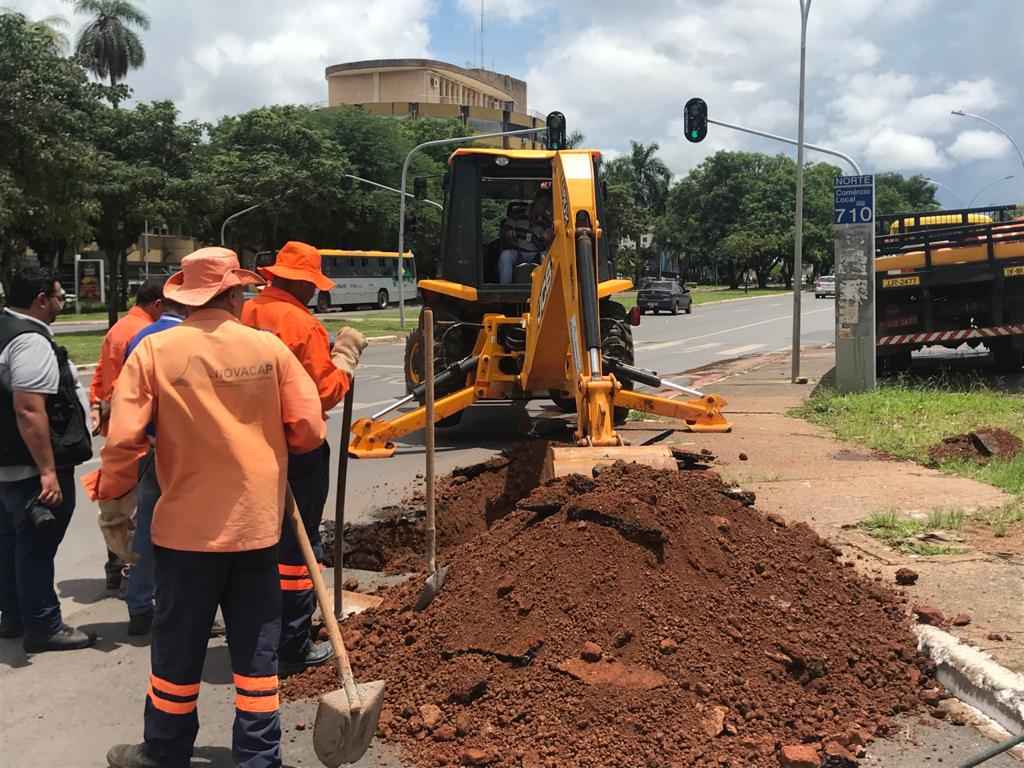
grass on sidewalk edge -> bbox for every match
[62,317,408,366]
[792,374,1024,547]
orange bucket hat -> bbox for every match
[258,241,334,291]
[163,247,264,307]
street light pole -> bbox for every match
[952,110,1024,172]
[792,0,812,383]
[969,174,1016,207]
[344,174,443,210]
[397,125,549,328]
[220,202,265,247]
[923,177,965,207]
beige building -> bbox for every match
[325,58,544,149]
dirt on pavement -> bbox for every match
[927,427,1023,466]
[285,461,942,768]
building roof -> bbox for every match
[325,58,521,100]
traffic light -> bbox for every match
[684,98,708,143]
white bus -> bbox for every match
[252,249,416,312]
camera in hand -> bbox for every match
[24,497,57,529]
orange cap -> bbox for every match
[259,241,334,291]
[164,247,264,307]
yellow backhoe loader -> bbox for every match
[349,113,730,476]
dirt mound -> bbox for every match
[285,463,937,767]
[928,427,1023,465]
[322,442,550,573]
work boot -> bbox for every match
[279,639,334,677]
[0,613,23,639]
[105,556,123,591]
[127,612,153,637]
[23,624,96,653]
[106,743,171,768]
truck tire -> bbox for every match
[991,340,1024,372]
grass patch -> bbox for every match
[323,317,409,338]
[980,500,1024,538]
[793,375,1024,495]
[55,311,113,323]
[858,508,966,556]
[690,288,788,305]
[60,331,106,366]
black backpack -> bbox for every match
[0,316,93,468]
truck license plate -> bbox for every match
[1004,266,1024,278]
[882,276,920,288]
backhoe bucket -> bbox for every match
[542,445,678,481]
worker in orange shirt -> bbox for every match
[242,241,367,676]
[85,248,328,768]
[90,278,165,592]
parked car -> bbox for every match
[814,274,836,298]
[637,279,693,315]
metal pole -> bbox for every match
[397,125,548,328]
[708,118,861,174]
[958,732,1024,768]
[143,219,149,279]
[220,202,264,247]
[969,175,1016,206]
[74,254,81,315]
[792,0,812,383]
[344,174,442,210]
[924,178,966,207]
[423,309,436,575]
[952,110,1024,172]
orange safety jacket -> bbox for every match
[241,285,350,413]
[88,305,152,407]
[83,308,325,552]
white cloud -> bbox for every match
[947,130,1012,162]
[457,0,548,23]
[865,130,947,170]
[731,80,764,94]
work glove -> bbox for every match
[331,327,367,376]
[97,489,139,565]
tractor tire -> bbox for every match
[601,300,635,425]
[547,301,634,424]
[403,312,466,428]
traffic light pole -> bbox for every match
[706,119,862,174]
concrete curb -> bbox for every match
[916,625,1024,735]
[366,334,407,345]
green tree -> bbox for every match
[629,141,671,215]
[71,0,149,103]
[0,11,105,277]
[2,8,70,51]
[875,173,939,214]
[89,101,204,326]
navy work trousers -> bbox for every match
[0,469,76,637]
[144,545,282,768]
[278,442,330,662]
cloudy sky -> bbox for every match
[12,0,1024,207]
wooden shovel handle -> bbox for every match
[286,485,361,705]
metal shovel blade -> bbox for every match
[313,679,386,766]
[413,564,451,612]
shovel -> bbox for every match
[285,486,385,766]
[414,309,450,612]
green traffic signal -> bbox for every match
[684,98,708,143]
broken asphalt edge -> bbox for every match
[916,625,1024,736]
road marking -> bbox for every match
[642,340,721,352]
[718,344,765,356]
[635,308,832,353]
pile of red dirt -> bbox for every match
[928,427,1023,465]
[285,462,940,767]
[325,442,551,573]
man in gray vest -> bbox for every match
[0,267,95,652]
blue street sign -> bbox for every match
[834,174,875,225]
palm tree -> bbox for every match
[70,0,149,95]
[1,9,70,51]
[629,141,672,215]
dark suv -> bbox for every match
[637,279,693,315]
